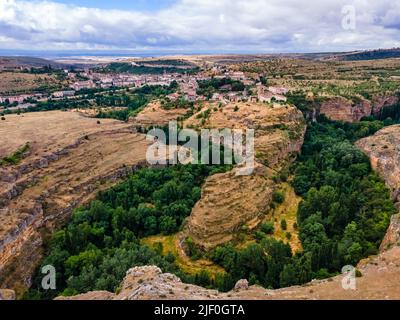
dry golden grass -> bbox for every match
[0,72,64,94]
[141,234,225,277]
[268,182,302,253]
[131,101,188,127]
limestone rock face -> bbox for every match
[356,125,400,204]
[186,164,274,250]
[319,97,372,123]
[0,289,15,300]
[183,102,306,250]
[0,111,155,295]
[60,117,400,301]
[319,95,399,123]
[234,279,249,291]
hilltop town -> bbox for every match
[0,57,290,116]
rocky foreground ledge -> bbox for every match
[55,213,400,300]
[2,212,399,301]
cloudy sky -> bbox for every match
[0,0,399,54]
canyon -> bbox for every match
[184,102,306,249]
[0,111,160,295]
[319,95,399,123]
[59,124,400,300]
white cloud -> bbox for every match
[0,0,399,52]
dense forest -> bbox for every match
[96,82,179,121]
[340,48,400,61]
[208,116,396,289]
[196,78,246,98]
[25,164,231,299]
[103,62,199,75]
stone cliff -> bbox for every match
[183,102,306,250]
[319,94,399,123]
[59,123,400,301]
[356,124,400,206]
[0,112,157,295]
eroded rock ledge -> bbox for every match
[58,230,400,300]
[356,124,400,206]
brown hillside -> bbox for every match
[0,111,157,295]
[184,102,306,249]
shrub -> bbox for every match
[280,219,287,231]
[273,191,285,204]
[254,231,266,241]
[261,222,274,235]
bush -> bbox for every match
[280,219,287,231]
[254,231,266,241]
[273,191,285,204]
[261,222,274,235]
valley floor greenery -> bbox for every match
[25,108,399,299]
[208,116,396,289]
[24,164,231,300]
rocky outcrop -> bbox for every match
[59,240,400,300]
[356,125,400,204]
[186,164,274,250]
[0,289,15,300]
[183,102,306,250]
[371,95,399,115]
[380,214,400,251]
[319,97,372,123]
[319,94,399,123]
[130,101,189,128]
[0,111,158,295]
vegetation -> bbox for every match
[96,84,179,121]
[197,78,245,98]
[103,62,199,75]
[0,143,30,166]
[293,117,396,268]
[25,164,231,299]
[209,116,396,289]
[341,49,400,61]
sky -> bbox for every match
[0,0,399,55]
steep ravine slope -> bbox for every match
[59,124,400,300]
[0,111,158,295]
[184,102,306,249]
[57,219,400,300]
[356,125,400,206]
[319,94,399,123]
